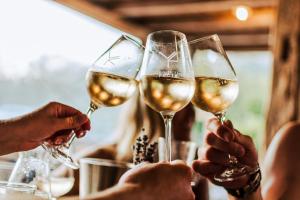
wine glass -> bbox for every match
[140,30,195,162]
[37,157,75,199]
[189,34,258,182]
[43,34,144,169]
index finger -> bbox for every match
[56,103,82,118]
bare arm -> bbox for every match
[262,122,300,200]
[228,188,262,200]
[0,102,90,155]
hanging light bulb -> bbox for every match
[235,6,250,21]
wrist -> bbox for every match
[228,187,262,200]
[225,165,261,199]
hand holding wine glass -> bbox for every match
[140,30,195,162]
[193,118,259,189]
[43,35,144,169]
[189,34,259,182]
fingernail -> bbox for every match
[55,138,63,145]
[78,131,86,138]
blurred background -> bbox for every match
[1,0,299,199]
[0,0,274,154]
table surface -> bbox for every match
[59,196,79,200]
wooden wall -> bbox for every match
[266,0,300,146]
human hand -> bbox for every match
[193,118,258,189]
[0,102,90,154]
[119,161,195,200]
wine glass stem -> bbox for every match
[65,102,98,148]
[162,115,174,162]
[215,112,226,124]
[215,112,238,165]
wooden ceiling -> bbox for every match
[56,0,278,50]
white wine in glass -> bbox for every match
[141,75,195,115]
[140,30,195,162]
[189,34,259,182]
[42,35,144,169]
[192,76,239,115]
[86,71,138,107]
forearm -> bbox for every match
[83,183,145,200]
[228,187,263,200]
[0,119,22,155]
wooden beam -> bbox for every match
[266,0,300,147]
[114,0,277,18]
[219,34,270,48]
[187,33,270,50]
[147,9,275,34]
[55,0,148,40]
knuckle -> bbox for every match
[66,117,75,126]
[205,132,216,145]
[244,135,253,143]
[244,135,251,140]
[157,162,171,171]
[230,144,242,156]
[47,101,58,107]
[181,165,193,177]
[171,162,192,177]
[204,147,215,160]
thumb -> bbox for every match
[54,114,89,131]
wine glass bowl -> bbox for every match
[43,34,144,169]
[140,30,195,162]
[140,75,195,116]
[86,71,138,108]
[189,34,239,120]
[86,35,143,110]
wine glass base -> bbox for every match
[51,149,79,169]
[43,144,79,169]
[214,164,259,183]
